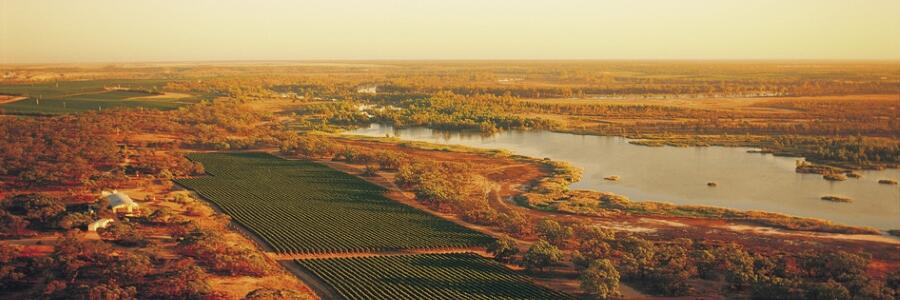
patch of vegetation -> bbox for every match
[176,152,493,254]
[370,92,558,133]
[821,196,853,203]
[517,190,880,235]
[1,233,224,299]
[0,80,198,114]
[173,223,274,276]
[558,223,896,299]
[296,253,573,300]
[629,134,900,169]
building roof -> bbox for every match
[101,190,138,208]
[88,218,115,231]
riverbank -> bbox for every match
[616,133,900,170]
[344,125,900,229]
[336,130,894,236]
[516,159,884,235]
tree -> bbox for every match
[177,227,272,276]
[616,236,656,279]
[887,270,900,296]
[0,211,30,237]
[804,279,851,300]
[98,222,147,247]
[374,151,406,170]
[524,239,562,272]
[692,249,718,280]
[645,242,696,295]
[57,212,93,230]
[716,243,757,290]
[796,250,891,299]
[576,238,611,268]
[750,275,804,300]
[145,260,213,299]
[535,218,573,247]
[4,193,66,229]
[103,252,153,284]
[487,235,518,262]
[580,259,621,299]
[53,232,114,276]
[0,244,29,290]
[146,207,181,225]
[85,280,138,300]
[497,211,531,237]
[798,251,867,281]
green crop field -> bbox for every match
[0,79,198,114]
[175,152,493,254]
[296,253,573,300]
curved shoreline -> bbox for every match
[338,131,894,235]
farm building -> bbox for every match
[100,190,140,214]
[87,218,114,231]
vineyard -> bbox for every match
[0,79,196,114]
[296,253,573,300]
[175,152,493,254]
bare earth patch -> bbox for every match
[126,92,193,100]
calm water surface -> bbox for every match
[348,124,900,229]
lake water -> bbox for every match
[347,124,900,229]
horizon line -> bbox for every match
[4,58,900,67]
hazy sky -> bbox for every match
[2,0,899,63]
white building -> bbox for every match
[87,218,115,232]
[356,85,377,94]
[101,190,140,215]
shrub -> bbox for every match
[244,288,312,300]
[57,212,93,230]
[98,222,147,247]
[177,228,272,276]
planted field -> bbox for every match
[176,152,493,254]
[0,80,197,114]
[296,253,573,300]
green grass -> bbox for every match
[0,79,156,97]
[175,152,493,254]
[296,253,573,300]
[0,79,197,114]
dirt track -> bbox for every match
[0,96,26,104]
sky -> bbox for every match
[1,0,899,64]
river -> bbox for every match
[347,124,900,230]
